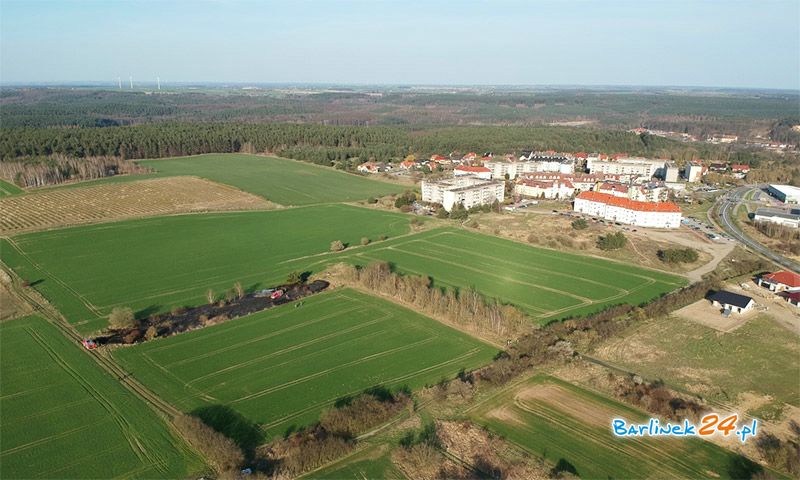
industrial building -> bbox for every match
[767,184,800,204]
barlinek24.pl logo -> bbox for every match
[612,414,757,443]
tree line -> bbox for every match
[0,122,740,167]
[339,261,529,341]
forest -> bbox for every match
[1,87,798,141]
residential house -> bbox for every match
[758,271,800,292]
[708,290,755,314]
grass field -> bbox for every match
[0,315,203,479]
[138,154,405,205]
[0,176,271,235]
[469,375,767,479]
[0,204,410,334]
[593,314,800,420]
[332,228,686,323]
[0,178,23,197]
[114,289,497,440]
[305,444,403,480]
[1,208,683,333]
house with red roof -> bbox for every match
[463,152,479,161]
[758,271,800,293]
[573,191,682,228]
[453,165,492,180]
[731,164,751,179]
[357,162,380,174]
[399,160,417,170]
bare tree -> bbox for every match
[108,307,135,330]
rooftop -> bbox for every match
[708,290,754,309]
[576,191,681,213]
[754,207,800,221]
[762,271,800,288]
[769,184,800,196]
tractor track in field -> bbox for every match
[24,326,154,466]
[513,397,702,476]
[2,261,185,431]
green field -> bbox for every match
[469,375,768,479]
[0,178,23,197]
[138,154,405,205]
[0,316,203,479]
[114,289,496,440]
[0,204,411,334]
[305,444,403,480]
[332,228,686,323]
[1,207,683,334]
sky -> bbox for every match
[1,0,798,89]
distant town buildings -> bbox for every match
[586,156,665,179]
[421,177,504,212]
[767,184,800,204]
[573,191,682,228]
[707,134,738,144]
[484,154,575,179]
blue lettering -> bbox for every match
[737,420,758,443]
[612,419,628,436]
[683,420,696,436]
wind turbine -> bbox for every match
[129,76,133,89]
[157,76,161,90]
[117,76,122,90]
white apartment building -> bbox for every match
[514,178,575,199]
[485,159,574,179]
[421,177,505,211]
[686,162,704,182]
[573,191,682,228]
[586,157,666,179]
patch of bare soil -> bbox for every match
[0,271,33,321]
[674,296,757,333]
[516,383,618,429]
[0,176,275,234]
[485,406,525,426]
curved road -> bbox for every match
[716,185,800,272]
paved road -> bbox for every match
[716,185,800,272]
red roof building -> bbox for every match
[758,271,800,292]
[574,191,682,228]
[454,165,492,179]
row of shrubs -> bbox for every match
[173,387,411,478]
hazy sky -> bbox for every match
[2,0,798,89]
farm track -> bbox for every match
[2,262,184,428]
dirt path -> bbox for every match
[634,228,735,282]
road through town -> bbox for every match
[716,185,800,272]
